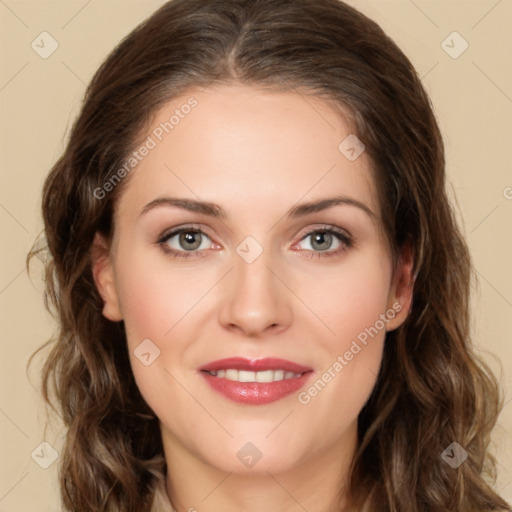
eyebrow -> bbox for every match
[139,195,376,220]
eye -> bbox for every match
[157,225,215,259]
[156,224,353,260]
[293,226,352,258]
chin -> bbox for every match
[196,435,305,475]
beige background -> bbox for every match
[0,0,511,510]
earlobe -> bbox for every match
[90,232,123,322]
[386,242,414,332]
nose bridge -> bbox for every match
[217,236,292,336]
[235,240,274,297]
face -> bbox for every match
[92,84,413,476]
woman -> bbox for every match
[27,0,511,510]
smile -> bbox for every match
[199,357,313,405]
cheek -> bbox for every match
[294,249,392,416]
[114,254,204,430]
[114,247,210,345]
[112,248,192,392]
[300,247,393,346]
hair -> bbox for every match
[26,0,511,511]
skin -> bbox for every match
[92,84,413,512]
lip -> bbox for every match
[198,357,313,405]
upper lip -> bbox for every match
[199,357,312,374]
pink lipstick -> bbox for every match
[198,357,313,405]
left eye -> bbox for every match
[295,228,351,255]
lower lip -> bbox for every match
[200,371,313,405]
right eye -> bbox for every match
[157,226,216,259]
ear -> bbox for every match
[90,232,123,321]
[385,241,414,332]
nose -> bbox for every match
[217,246,293,338]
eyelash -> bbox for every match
[156,224,353,260]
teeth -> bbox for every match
[273,370,284,381]
[256,370,273,383]
[208,369,302,382]
[225,369,238,381]
[238,370,255,382]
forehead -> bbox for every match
[114,84,378,223]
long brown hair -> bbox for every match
[27,0,511,510]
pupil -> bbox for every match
[313,231,332,251]
[180,231,201,250]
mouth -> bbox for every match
[198,357,313,405]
